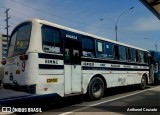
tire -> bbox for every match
[139,75,147,90]
[87,77,104,100]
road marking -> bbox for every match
[60,86,160,115]
[0,112,13,115]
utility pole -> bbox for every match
[100,7,134,41]
[4,8,10,49]
[155,44,157,51]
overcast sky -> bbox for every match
[0,0,160,51]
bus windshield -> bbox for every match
[8,22,32,57]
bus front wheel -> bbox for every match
[139,75,147,90]
[87,77,104,100]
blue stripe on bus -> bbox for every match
[38,53,63,60]
[82,66,149,71]
[38,64,148,71]
[81,58,149,66]
[39,64,64,69]
[38,53,149,67]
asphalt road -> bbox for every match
[0,84,160,115]
[35,85,160,115]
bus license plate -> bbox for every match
[47,78,57,83]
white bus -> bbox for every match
[2,19,154,100]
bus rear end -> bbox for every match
[2,22,36,93]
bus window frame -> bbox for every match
[8,22,32,57]
[81,36,95,58]
[118,45,127,61]
[139,50,145,64]
[144,51,148,64]
[113,44,119,60]
[41,25,63,54]
[126,47,131,62]
[104,41,114,59]
[96,40,106,58]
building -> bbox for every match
[0,33,9,82]
[0,33,8,62]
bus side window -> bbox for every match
[73,49,80,65]
[82,37,95,58]
[114,45,119,60]
[64,48,70,64]
[150,52,155,64]
[139,51,144,63]
[144,52,148,64]
[119,46,126,61]
[135,50,139,62]
[130,49,136,62]
[42,25,62,54]
[96,41,105,58]
[127,48,131,61]
[105,42,114,59]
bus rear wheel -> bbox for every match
[139,75,147,90]
[87,77,104,100]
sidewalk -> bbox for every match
[0,87,31,114]
[0,88,30,100]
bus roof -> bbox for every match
[15,18,148,52]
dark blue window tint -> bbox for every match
[82,37,93,50]
[105,42,114,58]
[42,25,61,53]
[82,37,94,57]
[131,49,136,62]
[119,46,126,60]
[42,26,60,45]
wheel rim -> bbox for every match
[92,81,103,97]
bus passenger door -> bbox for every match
[64,40,82,94]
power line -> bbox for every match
[0,14,5,17]
[11,16,23,21]
[10,0,71,20]
[0,27,5,29]
[10,17,21,22]
[10,8,33,18]
[1,6,29,20]
[9,0,113,31]
[9,21,17,26]
[0,7,6,10]
[0,23,6,26]
[2,0,116,38]
[10,15,24,20]
[118,30,153,48]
